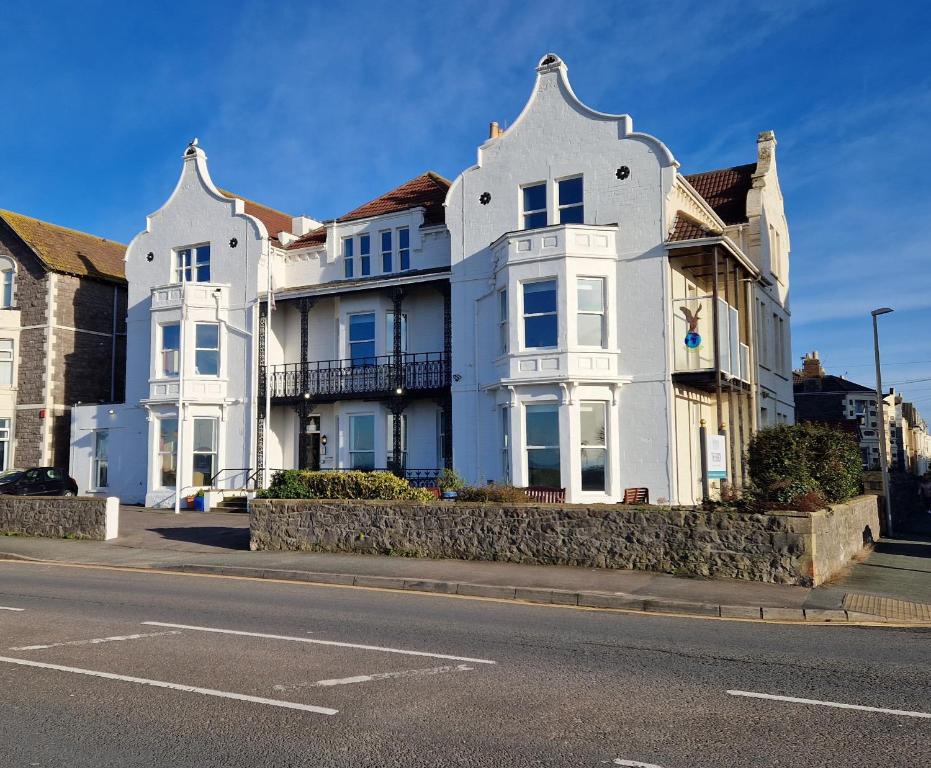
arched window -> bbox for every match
[0,258,14,308]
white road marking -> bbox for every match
[275,663,474,691]
[0,606,24,612]
[727,690,931,719]
[613,760,667,767]
[0,655,338,715]
[10,631,181,651]
[142,621,497,665]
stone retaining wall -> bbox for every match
[0,496,118,540]
[249,495,880,586]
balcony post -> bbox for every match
[441,282,452,369]
[392,288,405,392]
[299,298,312,395]
[389,398,406,477]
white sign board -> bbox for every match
[706,434,727,480]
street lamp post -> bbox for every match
[872,307,894,536]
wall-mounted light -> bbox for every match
[395,387,403,395]
[320,435,328,447]
[107,408,115,415]
[303,392,311,400]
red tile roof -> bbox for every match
[0,209,126,282]
[684,163,755,225]
[287,172,450,251]
[667,213,720,242]
[219,190,293,242]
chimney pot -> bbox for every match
[489,121,502,139]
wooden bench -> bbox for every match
[524,486,566,503]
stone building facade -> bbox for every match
[0,211,126,471]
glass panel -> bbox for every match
[195,350,218,376]
[526,404,559,447]
[560,205,584,224]
[523,211,547,230]
[194,245,210,282]
[360,234,370,276]
[349,313,375,342]
[559,177,583,206]
[351,451,375,470]
[580,402,606,446]
[159,418,178,452]
[162,324,180,350]
[2,270,12,307]
[385,313,408,353]
[95,430,109,458]
[381,231,392,272]
[196,324,218,349]
[192,454,214,486]
[577,278,604,312]
[523,183,546,212]
[528,448,560,487]
[0,361,10,387]
[524,315,557,348]
[577,314,603,347]
[193,419,216,452]
[399,227,410,270]
[523,280,557,314]
[581,448,606,491]
[351,415,374,452]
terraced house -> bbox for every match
[0,211,126,470]
[70,53,793,506]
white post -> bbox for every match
[174,275,186,514]
[872,308,894,536]
[263,246,272,489]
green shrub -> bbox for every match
[747,423,862,506]
[456,484,529,503]
[258,470,433,502]
[436,468,465,492]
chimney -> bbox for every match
[489,121,503,139]
[801,351,825,380]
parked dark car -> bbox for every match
[0,467,78,496]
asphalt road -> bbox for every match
[0,561,928,768]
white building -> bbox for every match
[71,53,794,507]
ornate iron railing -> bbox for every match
[260,352,449,400]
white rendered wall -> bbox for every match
[70,403,148,504]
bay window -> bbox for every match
[498,289,508,354]
[161,324,180,377]
[194,323,219,376]
[159,418,178,487]
[577,277,605,347]
[192,418,218,486]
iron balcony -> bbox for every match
[260,352,450,402]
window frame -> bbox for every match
[160,323,180,378]
[576,276,605,348]
[557,175,584,224]
[192,417,218,487]
[93,429,109,489]
[398,227,410,271]
[174,244,211,283]
[386,412,408,469]
[498,288,508,355]
[343,237,354,279]
[385,311,408,354]
[348,312,376,366]
[0,417,10,471]
[521,182,548,230]
[525,402,561,488]
[158,417,178,488]
[194,322,220,377]
[0,257,15,308]
[381,231,392,273]
[522,278,558,350]
[579,400,607,492]
[349,414,375,470]
[0,338,13,387]
[500,406,510,483]
[359,234,371,276]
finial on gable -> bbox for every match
[184,137,201,157]
[536,53,564,73]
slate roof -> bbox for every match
[287,172,450,251]
[794,375,876,395]
[219,190,293,243]
[684,163,756,225]
[667,213,720,242]
[0,209,126,283]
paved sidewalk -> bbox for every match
[1,506,929,622]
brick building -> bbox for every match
[0,211,126,470]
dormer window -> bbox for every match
[0,257,14,307]
[175,245,210,283]
[522,183,547,230]
[399,228,410,271]
[381,231,392,272]
[360,234,371,276]
[343,238,354,279]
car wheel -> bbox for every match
[62,490,74,497]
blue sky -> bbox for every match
[2,1,930,410]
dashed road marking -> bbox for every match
[612,760,667,767]
[727,690,931,719]
[142,621,497,665]
[275,663,474,691]
[10,630,181,651]
[0,655,338,715]
[0,606,24,612]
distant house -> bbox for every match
[0,211,126,471]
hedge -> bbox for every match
[257,470,433,502]
[456,484,528,503]
[747,423,862,505]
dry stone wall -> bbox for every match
[250,496,881,587]
[0,496,117,540]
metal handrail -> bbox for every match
[206,467,254,488]
[260,352,450,400]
